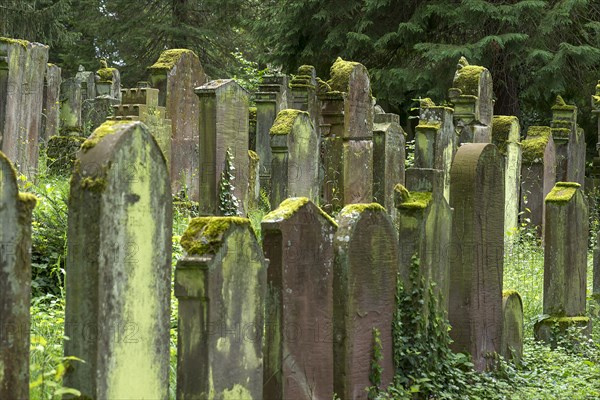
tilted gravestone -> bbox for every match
[520,126,556,235]
[551,96,586,186]
[448,143,504,371]
[64,121,172,398]
[196,79,250,216]
[535,182,590,344]
[448,57,494,144]
[148,49,207,198]
[333,203,398,398]
[0,37,48,177]
[262,198,337,400]
[501,290,524,364]
[373,113,405,216]
[269,109,319,207]
[176,217,266,399]
[0,151,36,399]
[41,63,61,143]
[492,116,522,240]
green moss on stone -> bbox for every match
[148,49,196,71]
[416,122,442,131]
[97,67,116,82]
[395,184,432,210]
[545,182,580,204]
[502,289,520,298]
[248,107,257,121]
[316,78,331,94]
[492,115,518,154]
[542,316,590,324]
[263,197,337,227]
[0,37,29,48]
[248,150,259,162]
[551,95,576,111]
[181,217,249,256]
[394,184,410,202]
[420,98,436,108]
[18,192,37,208]
[298,65,315,76]
[551,127,570,138]
[454,65,485,96]
[339,203,385,217]
[80,176,107,192]
[270,109,307,135]
[290,74,314,88]
[328,57,360,92]
[522,126,552,163]
[81,120,126,152]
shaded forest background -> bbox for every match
[3,0,600,146]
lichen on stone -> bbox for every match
[545,182,580,204]
[270,109,307,135]
[263,197,337,227]
[81,120,127,152]
[148,49,196,71]
[180,217,250,256]
[0,37,29,48]
[327,57,361,92]
[453,64,486,96]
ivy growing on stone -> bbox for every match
[218,148,241,216]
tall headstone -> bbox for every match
[520,126,556,234]
[492,116,522,239]
[176,217,266,399]
[290,65,319,130]
[269,109,319,207]
[262,198,336,400]
[449,143,504,371]
[501,290,524,364]
[148,49,207,198]
[373,113,405,216]
[0,151,36,399]
[534,182,590,344]
[64,121,172,398]
[551,96,586,186]
[333,203,398,398]
[196,79,250,216]
[41,63,61,143]
[448,57,494,144]
[0,37,48,177]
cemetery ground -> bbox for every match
[26,153,600,400]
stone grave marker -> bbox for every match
[551,96,586,186]
[501,290,524,363]
[41,63,61,143]
[290,65,319,130]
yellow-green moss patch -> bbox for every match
[298,65,315,76]
[316,77,331,94]
[339,203,385,217]
[148,49,196,71]
[97,67,116,82]
[248,150,259,162]
[264,197,337,227]
[181,217,249,256]
[522,126,551,163]
[396,184,432,210]
[18,192,37,208]
[80,176,107,193]
[248,107,257,121]
[545,182,580,204]
[551,95,576,111]
[270,109,306,135]
[81,120,126,152]
[328,57,361,92]
[420,98,436,108]
[502,289,520,298]
[0,37,29,48]
[541,316,590,324]
[394,184,410,203]
[492,115,519,154]
[416,122,442,131]
[454,65,485,95]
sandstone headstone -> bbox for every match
[196,79,249,216]
[270,109,319,207]
[333,204,398,398]
[176,217,266,399]
[290,65,318,130]
[59,77,82,133]
[262,198,336,400]
[551,96,586,186]
[148,49,207,198]
[82,96,119,131]
[501,290,524,363]
[449,143,504,371]
[373,113,405,216]
[41,63,61,143]
[75,67,95,101]
[0,151,36,399]
[95,65,121,100]
[64,121,171,398]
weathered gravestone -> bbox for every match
[148,49,207,198]
[95,63,121,99]
[448,57,494,144]
[0,37,48,177]
[82,96,119,131]
[196,79,250,216]
[269,109,319,207]
[373,113,405,216]
[290,65,319,130]
[394,168,452,315]
[413,99,456,202]
[534,182,590,344]
[501,290,524,364]
[449,143,504,371]
[0,151,36,399]
[333,204,398,398]
[40,63,61,143]
[75,65,95,101]
[64,121,172,398]
[176,217,266,399]
[551,96,586,186]
[492,116,522,239]
[520,126,556,235]
[262,198,337,400]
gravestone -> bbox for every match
[492,116,522,239]
[82,96,119,131]
[196,79,249,216]
[95,63,121,99]
[0,37,48,177]
[262,198,336,400]
[290,65,319,130]
[414,99,456,201]
[394,168,452,314]
[333,203,398,398]
[0,151,36,399]
[148,49,207,198]
[59,77,82,132]
[520,126,556,234]
[176,217,266,399]
[247,150,260,210]
[64,121,172,398]
[449,143,504,371]
[75,66,95,101]
[41,63,61,143]
[501,290,524,363]
[269,109,319,207]
[551,96,586,186]
[448,57,494,144]
[373,113,405,216]
[535,182,590,344]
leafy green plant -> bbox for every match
[218,148,241,216]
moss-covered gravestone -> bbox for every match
[449,143,504,371]
[270,109,319,207]
[551,96,586,186]
[176,217,266,399]
[448,57,494,144]
[196,79,250,216]
[373,113,405,216]
[492,116,522,240]
[333,204,398,398]
[414,99,456,201]
[501,290,524,363]
[520,126,556,235]
[0,151,36,399]
[40,63,61,143]
[148,49,207,198]
[0,37,48,177]
[95,65,120,99]
[262,198,337,400]
[534,182,590,345]
[64,121,172,398]
[290,65,318,130]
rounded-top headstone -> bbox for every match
[501,290,524,363]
